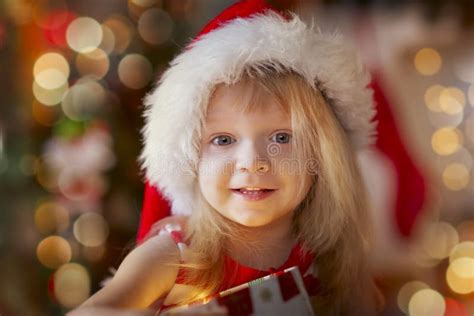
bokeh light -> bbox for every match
[450,241,474,263]
[66,17,103,53]
[118,54,153,89]
[420,221,459,260]
[36,235,72,269]
[408,288,445,316]
[427,108,464,128]
[138,8,173,45]
[33,80,68,106]
[73,212,109,247]
[431,127,462,156]
[35,159,59,192]
[75,48,110,79]
[446,258,474,294]
[442,147,473,173]
[453,51,474,83]
[103,15,133,54]
[424,85,444,112]
[450,257,474,279]
[42,10,76,48]
[54,263,90,308]
[32,0,68,29]
[61,78,106,120]
[414,48,442,76]
[442,163,470,191]
[397,281,430,314]
[34,201,70,234]
[99,25,115,55]
[33,52,70,90]
[439,87,466,115]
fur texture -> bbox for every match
[140,11,377,215]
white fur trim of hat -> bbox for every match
[140,11,377,215]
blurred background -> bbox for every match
[0,0,473,315]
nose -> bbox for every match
[235,140,271,174]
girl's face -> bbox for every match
[198,81,312,227]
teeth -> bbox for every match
[239,188,268,195]
[241,189,263,195]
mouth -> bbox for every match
[230,188,277,201]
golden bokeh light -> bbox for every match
[397,281,430,314]
[138,8,173,45]
[75,48,110,79]
[420,221,459,260]
[103,15,133,54]
[34,201,70,234]
[99,25,115,55]
[33,80,68,106]
[439,87,466,115]
[442,163,470,191]
[451,257,474,279]
[33,52,70,90]
[450,241,474,263]
[408,289,445,316]
[54,263,90,308]
[66,17,103,53]
[73,212,109,247]
[424,85,444,112]
[431,127,462,156]
[36,236,72,269]
[118,54,153,89]
[414,48,442,76]
[446,258,474,294]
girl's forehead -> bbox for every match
[205,81,290,123]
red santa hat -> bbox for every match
[137,0,377,241]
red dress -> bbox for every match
[158,225,321,311]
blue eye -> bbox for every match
[272,132,291,144]
[211,135,234,146]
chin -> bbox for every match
[231,212,271,228]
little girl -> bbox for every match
[70,0,380,315]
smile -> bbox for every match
[230,188,277,201]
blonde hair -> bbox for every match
[172,64,377,314]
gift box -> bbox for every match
[161,266,315,316]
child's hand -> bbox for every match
[143,216,189,242]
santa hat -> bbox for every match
[138,0,377,239]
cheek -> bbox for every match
[198,156,233,203]
[199,150,234,177]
